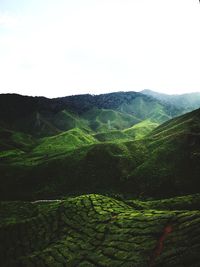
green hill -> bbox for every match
[127,108,200,197]
[124,119,159,140]
[93,119,159,142]
[0,127,35,152]
[0,92,200,267]
[149,107,200,140]
[0,92,182,137]
[32,128,97,156]
[82,108,140,132]
[1,108,200,200]
[0,140,146,200]
[94,130,131,142]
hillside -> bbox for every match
[0,127,36,152]
[127,108,200,197]
[149,107,200,139]
[0,92,182,137]
[124,119,159,140]
[1,107,200,200]
[1,194,200,267]
[141,89,200,112]
[0,92,200,267]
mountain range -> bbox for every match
[1,90,200,199]
[0,91,182,137]
[0,90,200,267]
[142,89,200,111]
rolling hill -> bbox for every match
[0,92,182,137]
[0,105,200,200]
[126,108,200,197]
[0,92,200,267]
[1,91,200,267]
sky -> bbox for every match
[0,0,200,98]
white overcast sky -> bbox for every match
[0,0,200,98]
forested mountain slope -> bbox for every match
[0,92,181,137]
[142,89,200,111]
[1,92,200,267]
[0,105,200,200]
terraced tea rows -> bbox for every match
[1,194,200,267]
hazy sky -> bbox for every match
[0,0,200,98]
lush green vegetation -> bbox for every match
[0,92,182,137]
[142,89,200,111]
[124,119,159,140]
[1,105,200,200]
[1,194,200,267]
[126,193,200,210]
[0,92,200,266]
[32,128,97,155]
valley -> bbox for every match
[0,91,200,266]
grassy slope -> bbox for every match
[149,108,200,140]
[142,89,200,111]
[93,130,131,142]
[127,108,200,197]
[124,119,159,139]
[0,194,200,267]
[32,128,97,156]
[93,120,159,142]
[21,109,91,137]
[0,127,37,161]
[0,127,36,152]
[1,109,200,200]
[0,97,200,266]
[82,108,141,132]
[0,140,147,200]
[118,96,174,123]
[0,92,182,138]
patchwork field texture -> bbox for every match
[1,194,200,267]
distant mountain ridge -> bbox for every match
[141,89,200,111]
[0,91,182,137]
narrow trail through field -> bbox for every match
[31,199,61,203]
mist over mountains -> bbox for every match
[142,89,200,111]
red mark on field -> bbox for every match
[149,224,173,267]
